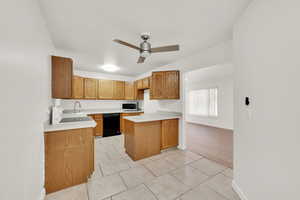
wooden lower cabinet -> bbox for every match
[161,119,179,149]
[89,114,103,136]
[44,128,94,194]
[120,112,143,133]
[124,120,161,161]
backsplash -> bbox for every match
[59,99,140,110]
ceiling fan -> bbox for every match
[113,33,179,64]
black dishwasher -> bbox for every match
[103,113,121,137]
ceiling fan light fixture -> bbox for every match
[101,64,120,72]
[140,51,150,58]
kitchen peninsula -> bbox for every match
[123,112,181,160]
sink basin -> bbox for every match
[60,117,91,123]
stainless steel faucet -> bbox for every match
[73,101,82,113]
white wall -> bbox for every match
[0,0,53,200]
[74,70,134,82]
[138,40,233,114]
[185,64,234,130]
[233,0,300,199]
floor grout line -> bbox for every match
[47,135,236,200]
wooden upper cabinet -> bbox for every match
[125,82,135,100]
[72,76,84,99]
[150,71,165,99]
[52,56,73,99]
[142,77,150,89]
[98,80,114,99]
[161,119,179,150]
[165,71,180,99]
[150,70,180,100]
[134,81,144,100]
[84,78,97,99]
[113,81,125,99]
[137,79,143,90]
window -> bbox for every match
[188,88,218,117]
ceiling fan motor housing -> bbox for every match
[140,41,151,57]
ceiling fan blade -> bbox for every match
[113,39,141,51]
[137,56,145,63]
[151,45,179,53]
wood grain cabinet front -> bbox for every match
[84,78,98,99]
[98,79,114,99]
[150,70,180,100]
[44,128,94,194]
[150,71,165,99]
[142,77,150,89]
[161,119,179,149]
[52,56,73,99]
[113,81,125,100]
[125,82,135,100]
[120,112,143,133]
[72,76,84,99]
[89,114,103,136]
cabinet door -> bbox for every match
[72,76,84,99]
[90,114,103,136]
[84,78,97,99]
[113,81,125,99]
[165,71,180,99]
[142,77,150,89]
[134,81,144,100]
[125,82,135,100]
[52,56,73,99]
[44,128,94,194]
[150,71,165,99]
[98,80,114,99]
[137,79,143,89]
[161,119,179,150]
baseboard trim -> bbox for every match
[39,188,46,200]
[232,180,248,200]
[177,144,186,150]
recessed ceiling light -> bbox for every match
[101,64,120,72]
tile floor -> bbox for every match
[45,135,239,200]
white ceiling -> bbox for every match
[39,0,250,76]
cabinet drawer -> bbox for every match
[45,129,92,152]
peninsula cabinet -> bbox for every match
[52,56,73,99]
[120,112,143,133]
[89,114,103,136]
[98,79,114,99]
[44,128,94,194]
[72,76,84,99]
[161,119,179,149]
[150,70,180,100]
[84,78,97,99]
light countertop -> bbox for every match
[44,117,97,132]
[123,112,181,123]
[44,108,144,132]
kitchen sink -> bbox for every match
[60,117,91,123]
